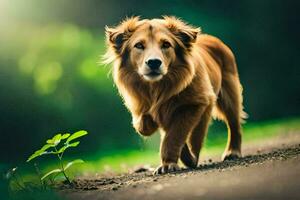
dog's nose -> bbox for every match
[146,59,162,70]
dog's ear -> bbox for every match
[163,16,201,49]
[105,26,124,54]
[105,16,140,54]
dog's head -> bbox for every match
[104,16,200,82]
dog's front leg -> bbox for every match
[133,114,158,136]
[154,104,206,175]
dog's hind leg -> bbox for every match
[216,73,246,160]
[180,104,213,168]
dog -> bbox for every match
[103,16,246,174]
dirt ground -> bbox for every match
[61,133,300,200]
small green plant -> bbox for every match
[27,130,88,184]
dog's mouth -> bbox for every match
[146,71,161,77]
[142,71,163,81]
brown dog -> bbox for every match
[103,16,246,174]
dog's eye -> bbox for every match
[134,42,144,50]
[162,41,171,49]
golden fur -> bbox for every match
[103,16,246,174]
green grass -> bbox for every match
[15,117,300,182]
[201,117,300,158]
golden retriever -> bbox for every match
[103,16,246,174]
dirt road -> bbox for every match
[62,133,300,200]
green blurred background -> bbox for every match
[0,0,299,166]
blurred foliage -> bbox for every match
[0,0,299,163]
[0,23,141,162]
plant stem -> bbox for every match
[54,146,71,184]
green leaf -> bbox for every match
[46,133,62,146]
[68,141,80,147]
[57,146,68,154]
[43,151,55,155]
[57,141,80,154]
[27,151,41,162]
[64,159,84,171]
[41,169,62,180]
[52,134,62,145]
[61,133,70,140]
[46,139,53,144]
[27,144,54,162]
[66,130,88,143]
[39,144,54,152]
[27,151,46,162]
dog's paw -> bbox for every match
[153,163,180,175]
[222,149,241,161]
